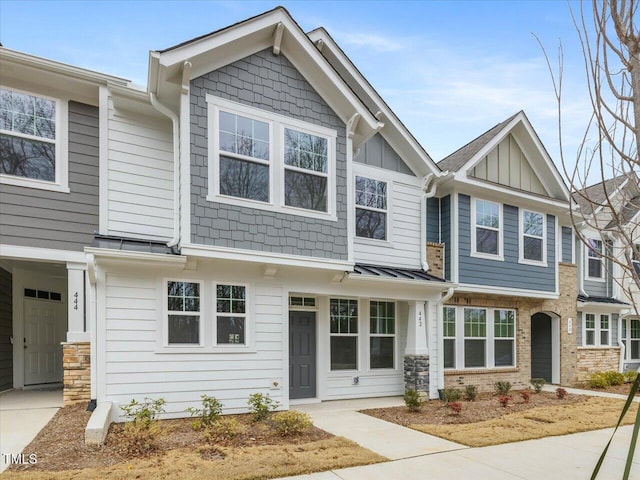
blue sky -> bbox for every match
[0,0,593,174]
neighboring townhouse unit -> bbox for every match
[574,174,640,376]
[430,111,579,390]
[0,49,128,399]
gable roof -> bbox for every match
[573,174,629,215]
[437,111,570,202]
[149,7,381,149]
[306,27,440,177]
[438,113,519,172]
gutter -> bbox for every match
[149,92,181,248]
[421,173,437,272]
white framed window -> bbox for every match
[369,301,395,369]
[0,86,68,192]
[355,176,388,240]
[443,306,516,370]
[583,312,610,347]
[586,238,604,280]
[443,307,456,369]
[207,95,336,220]
[215,284,247,346]
[622,318,640,360]
[520,209,546,264]
[166,280,202,345]
[330,298,358,371]
[471,198,503,259]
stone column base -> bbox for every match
[62,342,91,405]
[404,354,429,398]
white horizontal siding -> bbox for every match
[103,272,285,421]
[354,180,422,268]
[107,100,174,240]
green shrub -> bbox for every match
[442,388,461,403]
[587,372,610,389]
[464,385,478,401]
[204,417,244,442]
[270,411,313,436]
[623,370,638,383]
[247,393,280,422]
[118,397,167,455]
[404,389,422,412]
[494,381,512,396]
[186,394,224,430]
[604,371,625,386]
[530,378,545,393]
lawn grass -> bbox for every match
[410,396,638,447]
[2,436,386,480]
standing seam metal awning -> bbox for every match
[350,263,446,283]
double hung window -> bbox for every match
[587,239,604,279]
[473,199,501,257]
[167,281,201,345]
[521,210,545,263]
[330,299,358,370]
[369,301,395,369]
[583,313,610,347]
[355,176,387,240]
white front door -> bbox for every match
[24,299,65,385]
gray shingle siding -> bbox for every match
[440,195,451,280]
[458,194,556,292]
[0,101,99,251]
[190,49,348,260]
[353,133,414,175]
[561,226,573,263]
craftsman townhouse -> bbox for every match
[0,7,631,424]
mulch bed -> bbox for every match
[361,391,585,426]
[9,404,331,473]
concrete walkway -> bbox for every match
[284,388,640,479]
[0,389,62,473]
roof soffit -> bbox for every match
[150,8,379,146]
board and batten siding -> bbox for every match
[106,100,174,240]
[353,179,423,268]
[0,267,12,392]
[0,101,98,251]
[458,194,556,292]
[353,133,414,175]
[190,48,348,261]
[103,271,284,420]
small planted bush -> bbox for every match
[519,390,531,404]
[556,387,568,400]
[118,397,167,455]
[623,370,638,383]
[447,401,463,414]
[205,417,244,442]
[404,389,422,412]
[604,371,625,386]
[494,381,512,396]
[464,385,478,401]
[186,394,223,430]
[498,395,510,407]
[586,372,609,389]
[530,378,545,393]
[270,410,313,436]
[247,393,280,422]
[442,388,462,403]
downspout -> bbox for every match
[150,92,181,248]
[437,286,455,393]
[421,173,437,272]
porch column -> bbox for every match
[404,301,430,397]
[66,262,88,342]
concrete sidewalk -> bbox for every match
[0,389,62,473]
[285,388,640,479]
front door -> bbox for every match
[24,298,64,385]
[289,311,316,399]
[531,312,552,382]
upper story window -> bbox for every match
[355,176,387,240]
[0,87,68,192]
[520,210,546,264]
[586,238,604,280]
[207,95,336,220]
[218,111,270,202]
[472,199,502,258]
